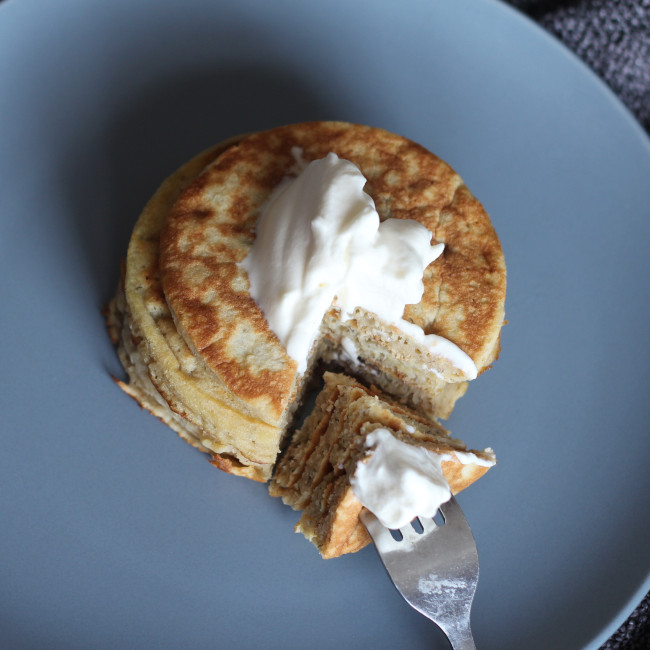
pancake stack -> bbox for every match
[270,372,495,558]
[108,121,506,485]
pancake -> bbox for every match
[111,121,506,482]
[108,136,281,481]
[270,372,495,559]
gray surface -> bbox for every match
[502,4,650,646]
[1,0,649,648]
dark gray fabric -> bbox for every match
[508,0,650,134]
[599,592,649,649]
[505,3,650,647]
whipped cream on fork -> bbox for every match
[351,429,495,529]
[351,429,451,530]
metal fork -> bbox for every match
[360,496,479,650]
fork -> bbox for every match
[360,496,479,650]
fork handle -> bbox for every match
[442,621,476,650]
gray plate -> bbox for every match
[1,0,649,648]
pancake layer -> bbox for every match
[160,122,505,419]
[109,137,283,481]
[111,122,506,481]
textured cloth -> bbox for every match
[508,0,650,134]
[600,592,650,650]
[506,3,650,648]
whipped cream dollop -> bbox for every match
[350,429,451,530]
[240,152,477,378]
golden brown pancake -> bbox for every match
[109,136,283,481]
[160,122,505,419]
[111,121,506,482]
[270,372,495,559]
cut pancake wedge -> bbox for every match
[270,373,495,558]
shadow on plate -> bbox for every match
[63,64,346,309]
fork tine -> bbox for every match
[440,494,467,523]
[418,513,439,535]
[439,494,457,518]
[360,509,398,551]
[399,521,423,544]
[440,496,476,541]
